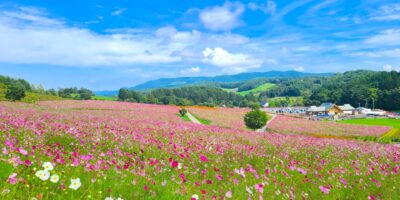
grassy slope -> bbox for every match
[237,83,275,96]
[191,113,212,125]
[339,118,400,128]
[92,96,118,101]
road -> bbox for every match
[186,112,201,124]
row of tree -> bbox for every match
[0,75,94,101]
[118,87,259,107]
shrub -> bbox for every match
[244,109,268,130]
[179,108,188,117]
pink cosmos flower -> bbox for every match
[171,161,179,168]
[200,155,209,162]
[255,183,264,193]
[8,173,17,185]
[215,174,222,181]
[18,148,28,156]
[225,190,232,198]
[319,186,330,194]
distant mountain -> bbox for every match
[131,71,333,90]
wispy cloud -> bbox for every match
[248,0,276,15]
[370,3,400,21]
[180,66,201,74]
[111,8,127,16]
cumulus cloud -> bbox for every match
[370,3,400,21]
[202,47,262,73]
[294,66,305,71]
[199,2,244,31]
[248,0,276,15]
[180,66,201,74]
[0,8,182,66]
[383,64,400,72]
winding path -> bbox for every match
[186,112,201,124]
[256,113,276,132]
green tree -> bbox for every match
[244,109,268,130]
[179,108,187,117]
[5,85,26,101]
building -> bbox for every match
[260,101,269,108]
[338,104,356,115]
[306,103,343,116]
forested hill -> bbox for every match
[132,71,333,90]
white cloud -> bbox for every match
[202,47,262,73]
[364,29,400,46]
[180,67,201,74]
[199,2,244,31]
[383,64,400,72]
[248,0,276,15]
[294,66,305,71]
[370,3,400,21]
[0,8,181,66]
[111,8,127,16]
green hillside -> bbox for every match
[237,83,275,96]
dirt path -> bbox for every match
[256,114,276,132]
[186,112,201,124]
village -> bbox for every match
[264,102,400,120]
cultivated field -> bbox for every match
[186,106,249,129]
[0,101,399,199]
[339,118,400,129]
[268,115,391,138]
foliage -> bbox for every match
[118,86,258,107]
[179,108,187,116]
[5,84,26,101]
[21,93,64,103]
[244,109,268,130]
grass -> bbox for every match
[191,113,212,125]
[92,96,118,101]
[339,118,400,128]
[176,114,191,122]
[339,118,400,143]
[237,83,275,96]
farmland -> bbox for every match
[237,83,275,96]
[338,118,400,129]
[0,101,400,199]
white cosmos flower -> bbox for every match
[117,198,124,200]
[178,163,183,169]
[191,194,199,200]
[104,197,114,200]
[35,170,50,181]
[42,162,54,171]
[69,178,82,190]
[50,174,59,183]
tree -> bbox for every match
[118,88,132,101]
[5,85,26,101]
[179,108,187,117]
[78,88,94,100]
[244,109,268,130]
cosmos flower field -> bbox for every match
[1,101,399,199]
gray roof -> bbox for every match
[338,104,355,111]
[307,106,326,112]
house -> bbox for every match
[306,103,343,116]
[260,101,269,108]
[357,107,386,116]
[338,104,356,115]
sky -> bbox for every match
[0,0,399,90]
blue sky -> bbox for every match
[0,0,399,90]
